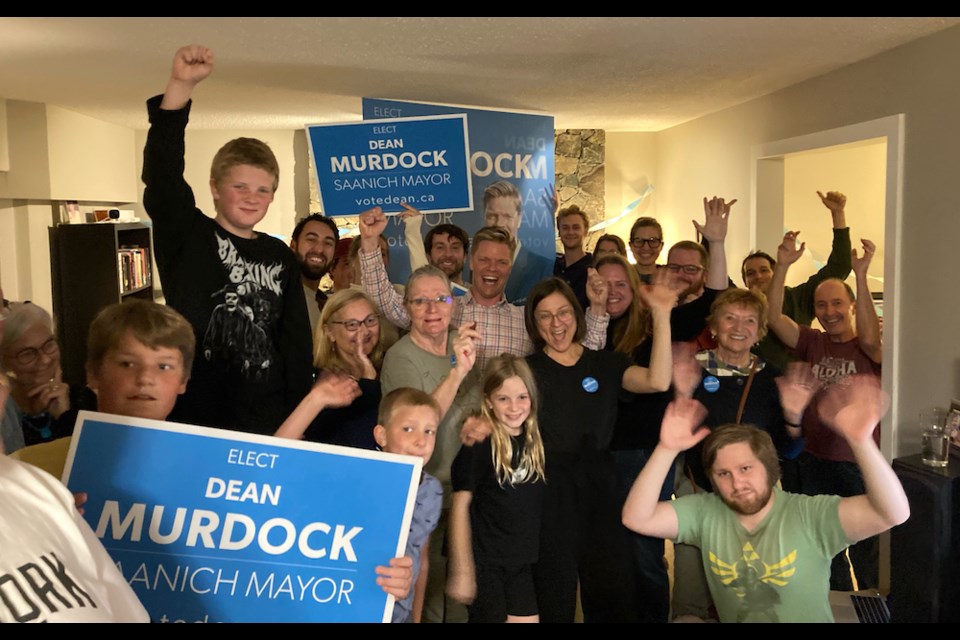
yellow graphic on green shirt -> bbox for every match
[708,543,797,622]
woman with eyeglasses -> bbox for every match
[378,263,482,623]
[522,275,675,622]
[0,303,84,454]
[275,289,385,450]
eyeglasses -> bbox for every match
[328,314,380,332]
[535,306,575,324]
[407,295,453,308]
[10,336,59,366]
[630,237,662,249]
[666,263,705,275]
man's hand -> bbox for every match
[460,414,493,445]
[671,343,700,400]
[775,361,819,425]
[585,267,609,311]
[659,396,710,453]
[358,207,387,239]
[776,230,805,267]
[376,556,414,599]
[818,374,888,445]
[693,196,735,243]
[817,190,846,215]
[170,45,214,86]
[638,279,679,316]
[851,238,876,279]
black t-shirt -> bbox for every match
[142,95,313,434]
[686,363,790,491]
[451,436,544,565]
[608,287,723,451]
[525,348,630,456]
[304,376,380,451]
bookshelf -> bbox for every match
[49,222,155,386]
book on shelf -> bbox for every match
[117,246,151,294]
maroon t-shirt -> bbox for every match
[795,325,882,462]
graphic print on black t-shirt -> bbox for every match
[202,235,284,378]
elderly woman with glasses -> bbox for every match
[0,303,81,453]
[276,289,388,450]
[377,263,482,623]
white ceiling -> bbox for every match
[1,17,957,132]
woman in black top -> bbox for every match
[523,276,675,623]
[274,289,384,450]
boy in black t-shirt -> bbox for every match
[142,45,312,434]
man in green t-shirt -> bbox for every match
[622,373,908,623]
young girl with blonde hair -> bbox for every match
[446,353,546,623]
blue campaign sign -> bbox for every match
[62,411,422,623]
[306,115,473,217]
[362,99,556,304]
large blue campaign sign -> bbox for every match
[306,115,473,217]
[362,99,556,298]
[62,412,421,623]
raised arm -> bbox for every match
[401,203,429,272]
[445,490,477,605]
[622,279,677,393]
[358,207,411,330]
[623,397,709,538]
[429,324,479,419]
[582,267,610,350]
[273,373,361,440]
[852,238,882,364]
[160,45,213,111]
[819,375,908,541]
[791,191,853,318]
[695,196,734,291]
[766,231,805,348]
[775,361,818,440]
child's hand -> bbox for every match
[170,45,214,86]
[375,556,413,599]
[445,571,476,605]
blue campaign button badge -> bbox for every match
[703,375,720,393]
[582,376,599,393]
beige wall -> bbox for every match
[783,140,886,288]
[607,24,960,455]
[601,131,657,255]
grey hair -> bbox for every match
[1,303,53,355]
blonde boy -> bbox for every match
[142,44,313,435]
[374,387,443,623]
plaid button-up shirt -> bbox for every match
[360,248,608,372]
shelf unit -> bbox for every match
[49,222,154,386]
